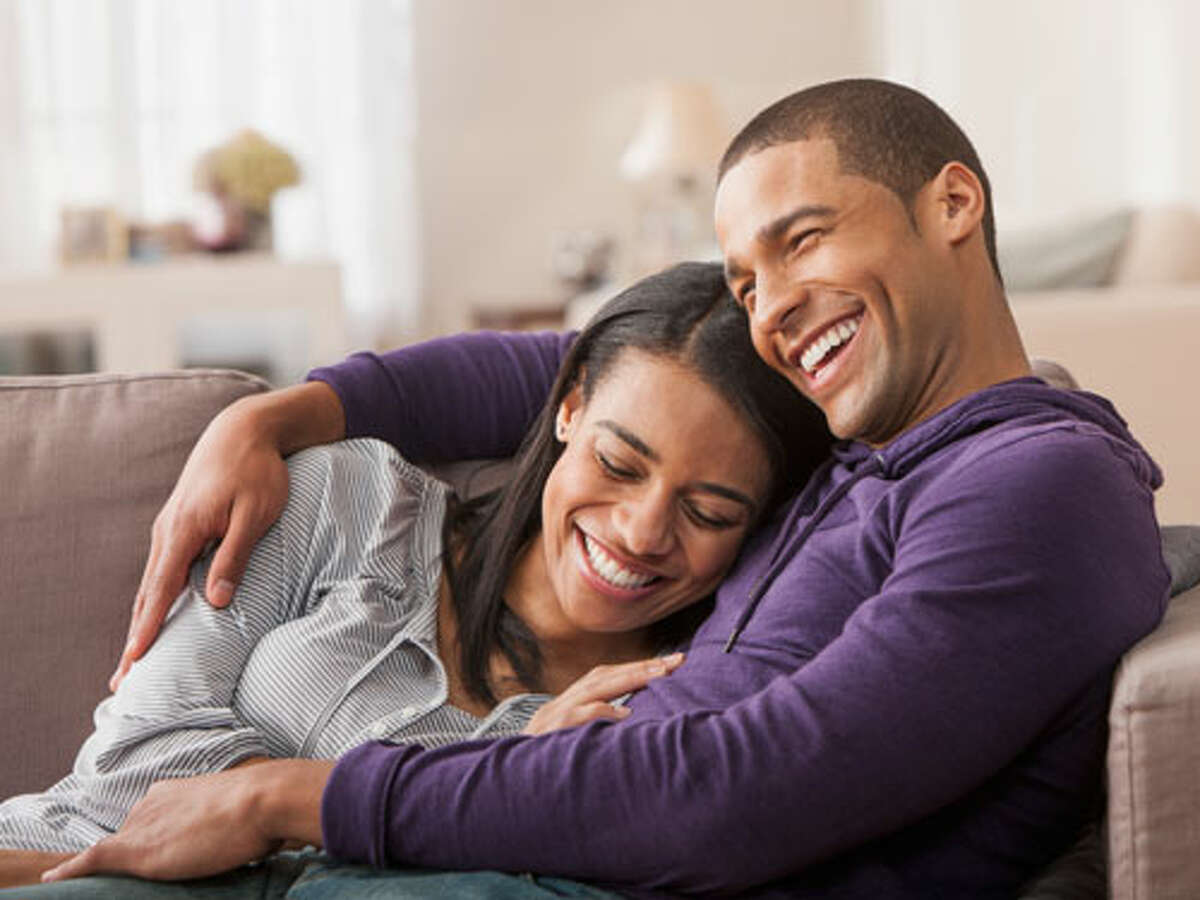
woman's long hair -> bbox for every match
[444,261,833,704]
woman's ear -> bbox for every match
[556,382,584,442]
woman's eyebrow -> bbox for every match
[598,420,658,461]
[693,481,757,512]
[597,420,757,513]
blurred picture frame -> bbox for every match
[59,206,128,265]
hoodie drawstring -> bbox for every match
[723,453,887,653]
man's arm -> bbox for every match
[308,330,574,462]
[317,434,1168,895]
[117,330,571,685]
[41,760,333,885]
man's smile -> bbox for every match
[792,312,864,377]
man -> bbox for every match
[53,79,1166,897]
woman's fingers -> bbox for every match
[523,653,685,735]
[40,843,106,883]
[563,652,685,703]
[564,701,633,729]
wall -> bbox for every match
[872,0,1200,233]
[408,0,876,337]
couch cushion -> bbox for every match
[0,370,268,801]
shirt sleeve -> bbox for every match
[0,447,345,852]
[307,330,575,462]
[319,432,1168,895]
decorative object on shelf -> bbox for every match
[619,82,727,276]
[127,220,198,263]
[551,228,615,293]
[191,129,301,252]
[59,206,128,265]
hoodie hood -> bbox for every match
[722,376,1163,653]
[833,376,1162,490]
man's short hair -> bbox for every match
[718,78,1001,283]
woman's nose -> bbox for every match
[612,487,674,557]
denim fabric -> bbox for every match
[0,853,617,900]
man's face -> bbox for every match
[715,138,959,446]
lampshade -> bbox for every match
[618,83,727,188]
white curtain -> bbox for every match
[0,0,419,341]
[871,0,1200,231]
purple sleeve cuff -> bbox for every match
[321,740,422,867]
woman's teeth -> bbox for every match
[583,532,658,589]
[800,316,860,374]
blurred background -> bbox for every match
[1,0,1199,384]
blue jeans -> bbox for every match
[0,852,619,899]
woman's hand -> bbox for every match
[523,652,684,735]
[39,759,334,884]
[111,382,346,691]
[0,850,73,889]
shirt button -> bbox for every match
[368,722,390,739]
[398,705,419,720]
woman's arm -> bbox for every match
[0,850,73,889]
[116,330,572,687]
[1,450,345,854]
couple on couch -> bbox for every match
[0,79,1168,899]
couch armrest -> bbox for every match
[1108,582,1200,899]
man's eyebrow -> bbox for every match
[757,204,836,245]
[724,259,751,286]
[597,420,758,513]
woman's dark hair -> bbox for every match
[445,261,833,704]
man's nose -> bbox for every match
[612,487,674,558]
[751,269,804,335]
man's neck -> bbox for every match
[869,286,1032,449]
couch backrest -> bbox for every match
[0,370,268,800]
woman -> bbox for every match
[0,262,832,890]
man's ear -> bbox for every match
[556,382,585,442]
[928,161,986,246]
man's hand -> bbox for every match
[111,381,346,691]
[523,653,684,735]
[40,759,334,884]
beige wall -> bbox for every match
[409,0,876,337]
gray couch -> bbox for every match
[2,369,1198,898]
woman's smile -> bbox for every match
[574,525,665,601]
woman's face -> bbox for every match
[518,348,772,642]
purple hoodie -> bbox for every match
[310,332,1168,898]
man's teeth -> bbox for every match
[800,317,860,374]
[583,533,658,589]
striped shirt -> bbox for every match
[0,439,548,852]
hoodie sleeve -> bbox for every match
[319,428,1168,895]
[306,330,575,462]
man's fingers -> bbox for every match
[141,511,222,620]
[205,504,265,608]
[112,523,213,691]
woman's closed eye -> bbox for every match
[595,450,638,480]
[682,499,739,531]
